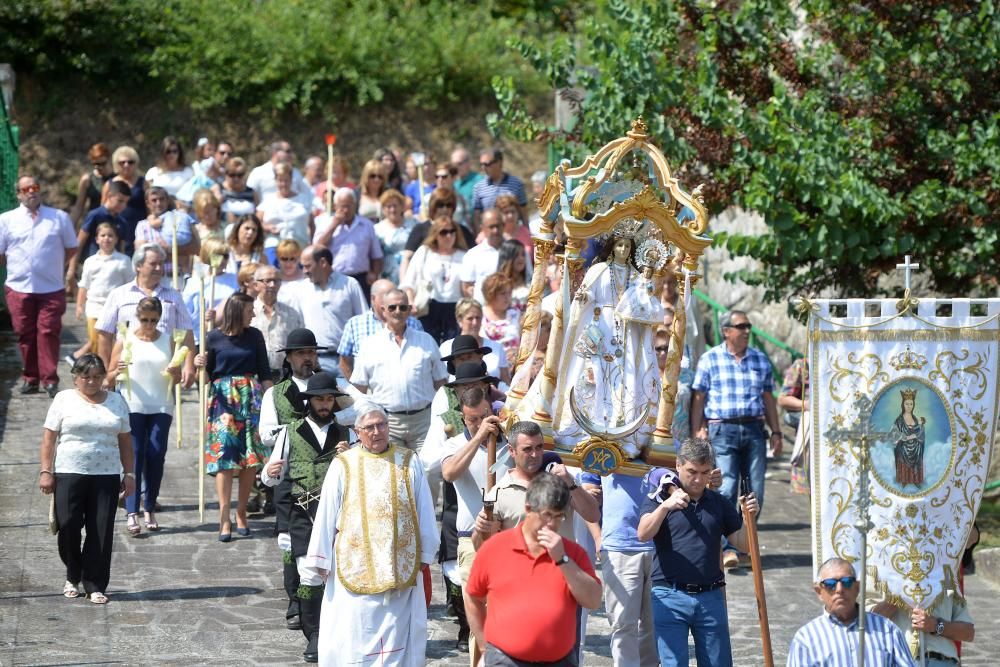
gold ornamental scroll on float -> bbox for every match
[502,118,712,476]
[805,296,1000,612]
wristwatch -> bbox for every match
[555,554,570,566]
[934,618,945,636]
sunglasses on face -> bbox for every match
[654,346,669,353]
[435,203,455,210]
[385,304,411,312]
[138,317,160,324]
[818,576,856,591]
[119,159,136,166]
[369,174,384,180]
[439,228,457,236]
[18,184,41,194]
[435,173,450,179]
[229,171,246,177]
[278,256,298,262]
[480,159,497,168]
[165,148,180,154]
[725,322,753,331]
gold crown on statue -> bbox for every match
[889,346,927,372]
[900,388,918,402]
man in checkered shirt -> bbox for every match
[689,310,782,568]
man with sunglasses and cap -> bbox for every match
[690,309,782,569]
[351,288,447,452]
[261,371,352,664]
[1,175,79,397]
[257,328,324,633]
[788,557,915,666]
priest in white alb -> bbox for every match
[300,403,439,667]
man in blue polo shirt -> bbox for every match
[637,438,758,667]
[690,309,782,567]
[471,147,527,231]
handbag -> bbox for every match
[411,248,432,318]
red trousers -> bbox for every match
[5,287,66,385]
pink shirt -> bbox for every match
[0,204,78,294]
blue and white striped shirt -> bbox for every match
[787,610,916,667]
[691,343,774,419]
[471,172,527,212]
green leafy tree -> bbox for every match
[490,0,1000,301]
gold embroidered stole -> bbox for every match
[335,445,420,594]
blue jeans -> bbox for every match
[126,412,173,513]
[708,421,767,512]
[651,586,732,667]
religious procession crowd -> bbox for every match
[1,135,977,666]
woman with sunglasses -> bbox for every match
[38,354,134,604]
[399,187,475,280]
[430,162,468,226]
[373,189,417,284]
[217,157,260,226]
[145,136,193,199]
[70,143,115,227]
[356,159,387,222]
[275,239,306,300]
[103,145,147,249]
[400,216,468,344]
[194,293,273,541]
[106,297,180,536]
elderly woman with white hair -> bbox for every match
[312,187,384,303]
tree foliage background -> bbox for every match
[489,0,1000,301]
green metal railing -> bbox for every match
[692,288,804,387]
[1,91,19,315]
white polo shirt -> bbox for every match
[351,326,447,412]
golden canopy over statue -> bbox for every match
[503,117,713,476]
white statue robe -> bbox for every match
[555,260,660,455]
[299,446,439,667]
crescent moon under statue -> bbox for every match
[569,387,650,441]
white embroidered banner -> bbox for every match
[808,298,1000,609]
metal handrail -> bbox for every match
[692,288,804,387]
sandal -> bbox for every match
[144,512,160,531]
[88,591,109,604]
[126,513,141,536]
[63,581,81,598]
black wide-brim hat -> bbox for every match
[278,328,328,353]
[446,361,500,388]
[300,371,353,409]
[441,335,492,362]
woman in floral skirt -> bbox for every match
[194,292,272,541]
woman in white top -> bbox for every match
[257,162,313,266]
[38,354,134,605]
[107,297,181,536]
[373,188,416,284]
[440,298,510,385]
[145,136,194,198]
[400,215,467,344]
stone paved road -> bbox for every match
[1,315,998,666]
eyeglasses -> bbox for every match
[724,322,753,331]
[165,148,180,154]
[119,159,136,166]
[385,304,411,312]
[359,421,389,433]
[138,317,160,324]
[654,346,669,353]
[18,184,41,194]
[480,159,497,168]
[229,171,246,177]
[439,229,457,236]
[278,256,298,262]
[436,203,455,210]
[369,174,384,180]
[818,576,856,591]
[435,173,450,179]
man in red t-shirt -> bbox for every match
[465,473,602,666]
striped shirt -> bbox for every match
[95,280,193,336]
[787,610,915,667]
[471,173,527,212]
[336,310,423,358]
[691,343,774,419]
